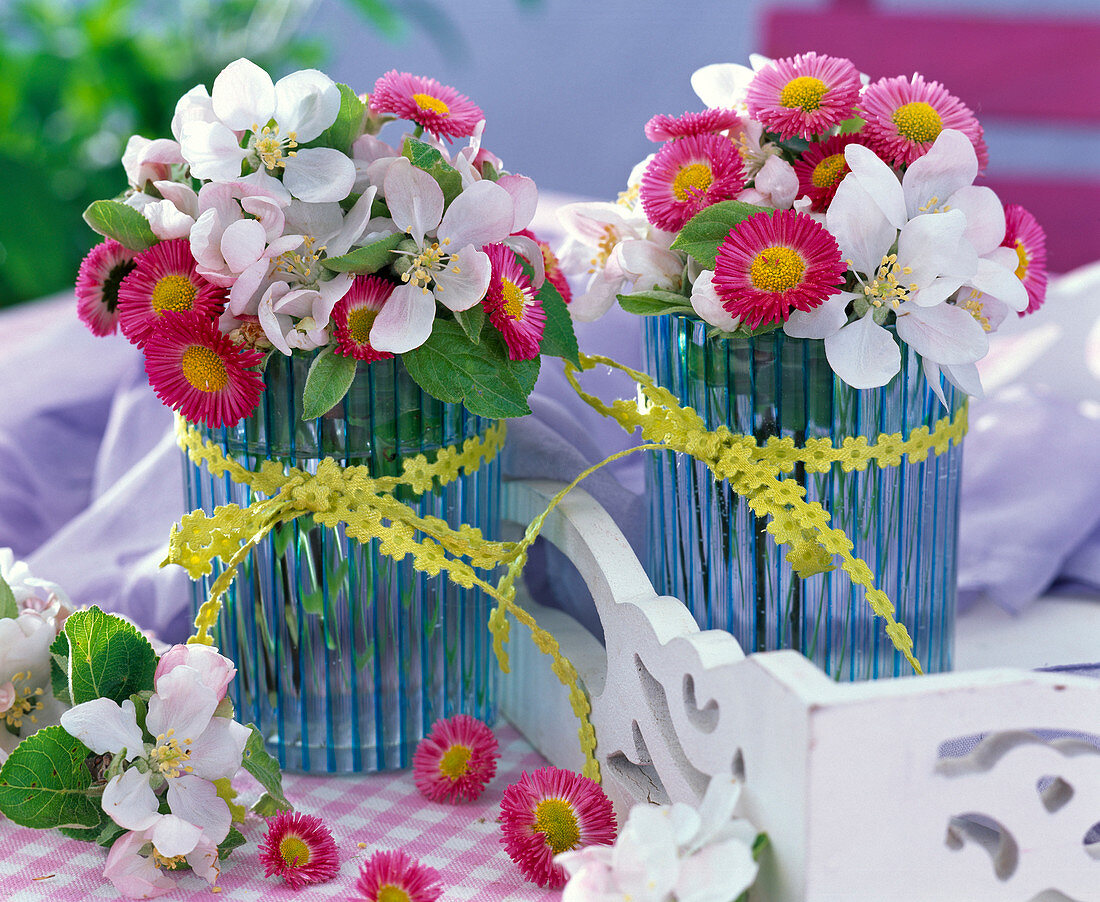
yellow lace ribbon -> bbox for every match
[168,415,606,781]
[564,353,969,675]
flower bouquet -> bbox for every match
[75,59,578,770]
[559,52,1047,680]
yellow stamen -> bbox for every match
[779,75,828,112]
[748,245,805,293]
[151,275,197,314]
[413,93,450,117]
[1014,240,1030,281]
[346,307,379,344]
[812,153,848,188]
[181,346,229,394]
[400,243,447,291]
[152,849,187,870]
[892,101,943,144]
[3,672,45,733]
[253,125,299,170]
[672,163,713,202]
[438,744,472,780]
[533,798,581,854]
[588,225,619,273]
[279,835,311,867]
[961,294,992,332]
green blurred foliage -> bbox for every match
[0,0,451,308]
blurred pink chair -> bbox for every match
[762,0,1100,273]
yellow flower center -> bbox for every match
[181,345,229,394]
[3,672,44,733]
[812,153,848,188]
[150,729,194,779]
[961,295,992,332]
[413,93,450,117]
[501,278,530,320]
[151,274,197,314]
[779,75,829,112]
[860,253,916,310]
[1014,240,1030,281]
[152,849,187,870]
[438,744,472,780]
[252,124,299,170]
[748,245,806,293]
[279,835,311,867]
[892,101,943,144]
[401,241,451,293]
[346,307,379,344]
[277,235,327,285]
[533,798,581,855]
[588,225,619,273]
[672,163,714,202]
[377,886,412,902]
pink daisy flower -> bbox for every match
[257,810,340,889]
[483,243,546,360]
[413,714,499,804]
[370,71,483,142]
[712,209,846,330]
[499,766,617,889]
[792,134,865,212]
[515,229,573,304]
[1002,204,1048,316]
[332,275,395,362]
[75,239,138,337]
[116,238,226,348]
[644,108,742,142]
[353,849,443,902]
[858,73,988,170]
[144,310,265,428]
[746,52,861,141]
[640,133,745,232]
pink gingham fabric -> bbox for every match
[0,723,563,901]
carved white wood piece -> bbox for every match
[499,479,1100,902]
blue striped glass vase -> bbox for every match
[182,352,499,772]
[643,314,964,680]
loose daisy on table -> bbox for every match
[413,714,499,804]
[116,238,226,347]
[143,310,265,428]
[711,209,846,330]
[370,70,484,142]
[1002,204,1048,315]
[258,810,340,889]
[640,133,745,232]
[858,73,988,170]
[75,239,137,336]
[499,765,617,889]
[332,274,395,362]
[745,51,861,141]
[483,243,546,360]
[353,849,443,902]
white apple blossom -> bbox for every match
[177,58,355,204]
[103,824,219,899]
[368,157,517,353]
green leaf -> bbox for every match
[0,572,16,620]
[454,304,485,344]
[302,348,358,420]
[241,726,291,815]
[218,826,247,861]
[536,275,580,366]
[837,115,865,135]
[314,83,367,156]
[402,137,463,207]
[0,726,99,830]
[63,607,157,706]
[481,160,500,181]
[50,632,71,706]
[321,232,404,274]
[617,289,696,317]
[404,320,535,419]
[82,200,157,251]
[671,200,773,269]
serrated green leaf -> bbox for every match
[0,573,16,620]
[0,726,99,830]
[402,137,463,207]
[671,200,773,269]
[218,826,247,861]
[534,273,580,366]
[241,726,291,815]
[63,607,157,706]
[404,320,534,419]
[82,200,157,251]
[617,289,697,317]
[454,304,485,344]
[302,348,358,420]
[50,632,71,706]
[321,233,404,274]
[314,83,367,156]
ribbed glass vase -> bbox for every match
[643,314,965,681]
[182,352,499,772]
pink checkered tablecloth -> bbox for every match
[0,723,562,901]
